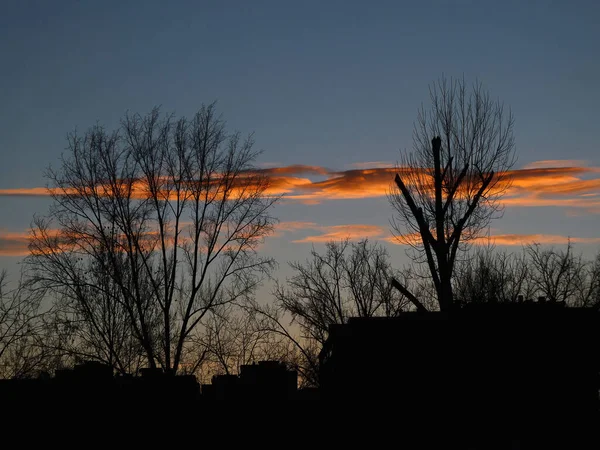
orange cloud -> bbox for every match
[0,228,65,256]
[0,231,30,256]
[476,234,600,246]
[285,167,402,203]
[522,160,589,170]
[275,221,386,243]
[7,219,598,255]
[385,231,600,247]
[3,160,600,212]
[504,166,598,192]
[0,187,52,197]
[277,222,600,248]
[278,162,600,209]
[288,224,389,243]
[275,221,320,233]
[498,166,600,210]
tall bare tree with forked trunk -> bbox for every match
[389,76,516,311]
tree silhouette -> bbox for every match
[274,239,409,342]
[453,244,534,305]
[449,241,600,307]
[253,239,410,385]
[389,76,516,311]
[28,241,144,374]
[525,241,600,307]
[27,103,278,374]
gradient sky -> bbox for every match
[1,0,599,287]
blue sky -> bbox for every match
[1,0,600,283]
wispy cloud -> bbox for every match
[276,221,598,248]
[290,224,389,243]
[268,161,600,210]
[0,187,51,197]
[477,234,600,246]
[288,167,400,202]
[274,221,320,233]
[500,166,600,210]
[0,231,30,256]
[275,221,389,243]
[255,165,330,176]
[385,231,600,247]
[346,161,397,170]
[522,160,589,170]
[4,220,596,257]
[3,160,600,212]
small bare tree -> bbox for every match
[453,245,535,305]
[526,241,600,307]
[255,239,410,385]
[27,103,278,374]
[451,241,600,307]
[274,239,409,345]
[389,76,516,311]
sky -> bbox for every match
[1,0,600,290]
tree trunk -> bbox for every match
[437,250,454,311]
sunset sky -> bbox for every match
[1,0,599,289]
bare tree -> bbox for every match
[526,241,600,307]
[0,270,47,378]
[188,304,298,384]
[389,76,516,311]
[252,239,410,385]
[451,241,600,307]
[453,244,535,305]
[274,239,409,345]
[27,103,278,374]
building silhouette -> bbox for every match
[1,300,598,447]
[0,361,201,408]
[201,360,300,401]
[319,300,599,436]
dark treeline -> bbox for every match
[3,240,598,384]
